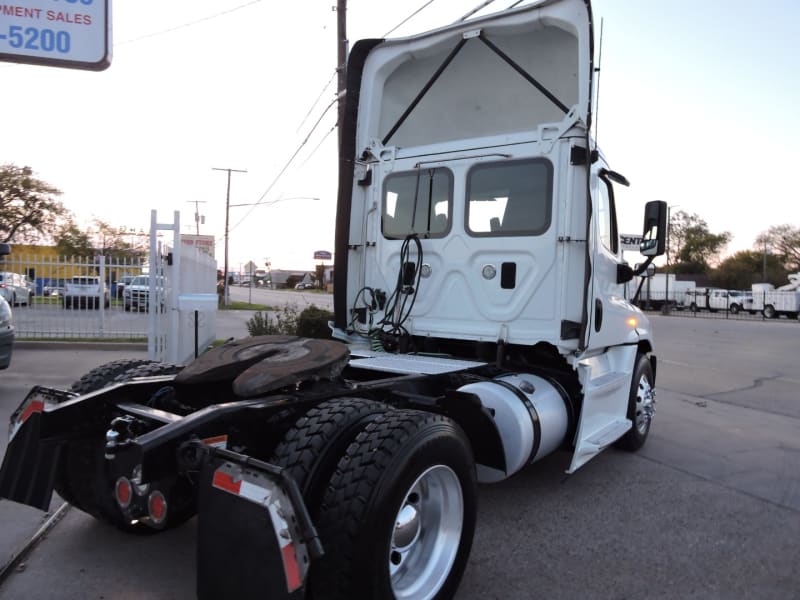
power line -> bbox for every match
[457,0,499,22]
[227,97,339,234]
[117,0,264,46]
[383,0,438,37]
[296,70,338,133]
[300,123,337,168]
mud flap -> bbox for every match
[196,451,319,600]
[0,388,68,510]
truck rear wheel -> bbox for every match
[763,305,776,319]
[615,354,655,452]
[59,360,189,533]
[270,398,391,516]
[311,410,477,600]
[70,358,155,394]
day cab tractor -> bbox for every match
[0,1,667,598]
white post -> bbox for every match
[168,210,181,364]
[98,254,106,336]
[148,211,158,360]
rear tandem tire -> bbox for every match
[58,359,188,533]
[270,398,392,516]
[311,410,477,600]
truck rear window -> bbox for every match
[382,168,452,239]
[466,158,552,237]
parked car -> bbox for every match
[123,275,166,312]
[63,276,110,309]
[726,290,754,314]
[43,278,65,297]
[0,272,32,306]
[0,296,13,370]
[21,274,36,298]
[294,282,314,290]
[115,275,135,299]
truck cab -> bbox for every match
[334,0,666,472]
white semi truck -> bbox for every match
[0,1,667,598]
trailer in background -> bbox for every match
[750,280,800,319]
[627,273,694,310]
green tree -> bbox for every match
[710,250,789,289]
[0,164,67,243]
[92,219,147,261]
[755,224,800,272]
[669,210,731,273]
[55,218,147,260]
[55,217,94,257]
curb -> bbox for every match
[15,341,147,351]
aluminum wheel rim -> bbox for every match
[634,373,655,434]
[389,464,463,600]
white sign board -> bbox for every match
[620,233,643,252]
[0,0,111,71]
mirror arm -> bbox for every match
[632,256,655,277]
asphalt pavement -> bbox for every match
[0,314,797,599]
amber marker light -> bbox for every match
[627,317,639,328]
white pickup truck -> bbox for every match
[63,276,110,309]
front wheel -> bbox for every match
[729,303,740,315]
[312,410,477,600]
[763,305,776,319]
[615,354,655,452]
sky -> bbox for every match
[1,0,798,272]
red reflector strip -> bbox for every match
[212,470,242,495]
[20,400,44,424]
[281,542,302,592]
[202,434,228,448]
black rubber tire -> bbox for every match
[763,305,776,319]
[729,304,740,315]
[70,358,154,394]
[112,361,183,382]
[615,354,655,452]
[270,398,391,516]
[311,410,477,600]
[60,360,189,533]
[690,302,698,312]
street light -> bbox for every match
[224,196,320,304]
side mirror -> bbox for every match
[0,243,9,257]
[634,263,656,278]
[640,200,667,257]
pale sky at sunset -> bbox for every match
[1,0,797,271]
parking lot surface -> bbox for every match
[0,315,798,599]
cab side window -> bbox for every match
[597,176,619,254]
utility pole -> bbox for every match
[336,0,347,151]
[187,200,207,235]
[212,167,247,307]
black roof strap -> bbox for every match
[478,32,570,115]
[381,37,468,146]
